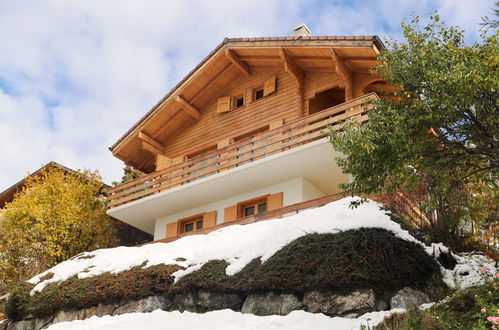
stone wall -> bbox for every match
[5,287,431,330]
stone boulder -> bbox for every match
[7,295,173,330]
[6,320,35,330]
[241,293,303,316]
[390,287,430,309]
[172,290,243,312]
[303,289,375,316]
[114,296,171,315]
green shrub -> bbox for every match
[375,271,499,329]
[6,264,181,320]
[6,228,446,320]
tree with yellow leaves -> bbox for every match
[0,166,115,294]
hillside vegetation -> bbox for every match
[5,228,446,320]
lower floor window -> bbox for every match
[243,202,267,217]
[239,196,269,218]
[179,216,204,234]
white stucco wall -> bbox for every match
[302,177,325,201]
[153,177,324,240]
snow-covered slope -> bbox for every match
[29,197,496,295]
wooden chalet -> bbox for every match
[108,24,394,241]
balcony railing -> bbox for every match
[108,93,378,208]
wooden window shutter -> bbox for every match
[217,96,231,113]
[267,192,283,211]
[166,221,179,238]
[203,211,217,228]
[263,75,276,96]
[224,205,238,223]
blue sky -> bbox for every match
[0,0,495,190]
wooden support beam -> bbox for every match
[279,48,304,90]
[225,48,251,76]
[138,131,165,155]
[174,95,202,120]
[331,49,354,101]
[279,48,304,116]
[141,141,163,156]
[138,131,164,152]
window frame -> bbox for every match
[232,93,245,110]
[237,195,269,218]
[253,86,265,102]
[178,213,205,234]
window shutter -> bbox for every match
[203,211,217,228]
[224,205,238,223]
[267,192,283,211]
[217,96,231,113]
[263,75,276,96]
[166,221,179,238]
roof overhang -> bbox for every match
[110,36,384,172]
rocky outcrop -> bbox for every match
[172,290,244,312]
[390,287,430,309]
[303,289,375,317]
[241,293,303,316]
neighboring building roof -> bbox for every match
[109,35,384,157]
[0,161,76,208]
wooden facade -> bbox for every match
[109,94,376,208]
[108,35,391,238]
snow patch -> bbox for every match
[45,308,403,330]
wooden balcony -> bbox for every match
[108,93,378,209]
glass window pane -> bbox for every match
[258,203,267,214]
[185,223,194,232]
[196,220,203,230]
[255,89,264,100]
[244,206,255,217]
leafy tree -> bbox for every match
[111,165,144,187]
[0,166,116,294]
[329,15,498,249]
[481,1,499,28]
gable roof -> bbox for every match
[110,35,384,169]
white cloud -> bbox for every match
[0,0,492,189]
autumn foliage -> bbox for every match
[0,166,116,294]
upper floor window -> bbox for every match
[216,75,276,114]
[233,93,245,109]
[254,87,264,101]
